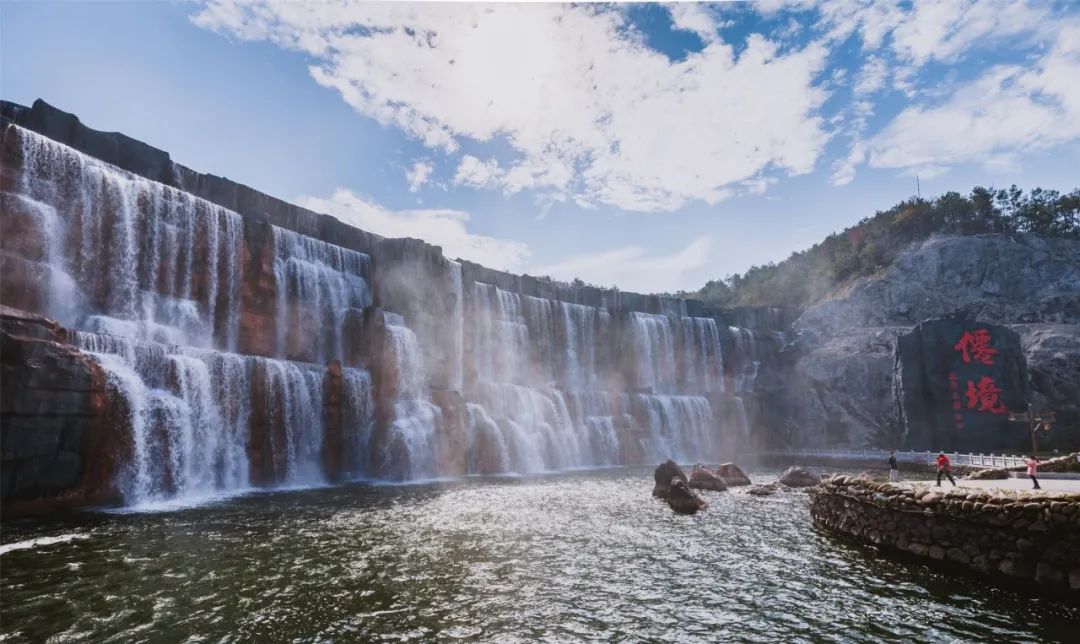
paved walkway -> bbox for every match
[911,477,1080,494]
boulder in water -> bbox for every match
[718,463,751,486]
[653,459,688,498]
[667,478,707,514]
[779,466,821,488]
[689,464,728,492]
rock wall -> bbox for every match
[810,475,1080,592]
[761,234,1080,451]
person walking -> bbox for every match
[935,452,956,487]
[1024,455,1041,490]
[888,451,899,482]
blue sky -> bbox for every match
[4,1,1079,293]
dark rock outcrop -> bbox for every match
[779,466,821,487]
[688,464,728,492]
[895,319,1028,452]
[717,463,751,487]
[1,307,119,514]
[653,459,688,498]
[666,478,707,514]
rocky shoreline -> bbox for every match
[810,475,1080,592]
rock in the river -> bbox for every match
[666,478,707,514]
[747,483,781,496]
[652,459,688,498]
[779,466,821,487]
[689,464,728,492]
[718,463,751,487]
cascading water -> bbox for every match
[12,126,242,349]
[380,313,442,480]
[466,282,731,471]
[7,125,375,506]
[272,226,371,364]
[465,283,626,473]
[73,332,253,506]
[340,369,375,479]
[5,121,770,501]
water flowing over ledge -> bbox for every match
[0,104,787,513]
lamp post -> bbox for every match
[1007,403,1055,455]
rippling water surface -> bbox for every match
[2,468,1077,642]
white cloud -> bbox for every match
[193,2,830,212]
[865,21,1080,175]
[533,236,713,293]
[853,56,887,96]
[298,188,531,271]
[667,3,721,44]
[890,0,1049,66]
[453,155,504,190]
[405,160,432,193]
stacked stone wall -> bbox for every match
[810,475,1080,591]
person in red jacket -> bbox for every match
[936,453,957,487]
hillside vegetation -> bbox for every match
[681,186,1080,310]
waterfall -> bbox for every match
[5,121,772,499]
[72,332,253,506]
[518,293,603,388]
[341,368,375,478]
[272,226,371,364]
[626,394,717,463]
[630,312,724,395]
[380,313,442,480]
[729,326,760,393]
[262,360,326,486]
[466,283,624,473]
[629,313,678,392]
[10,126,242,349]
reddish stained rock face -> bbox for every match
[689,464,728,492]
[1,307,122,516]
[718,463,752,487]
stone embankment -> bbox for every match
[810,475,1080,591]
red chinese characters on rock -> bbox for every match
[952,328,1009,420]
[953,329,998,365]
[964,376,1007,414]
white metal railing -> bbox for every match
[748,449,1028,469]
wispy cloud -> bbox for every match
[405,160,432,193]
[298,188,531,272]
[533,237,712,293]
[193,2,830,212]
[193,0,1080,210]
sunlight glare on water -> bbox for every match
[1,469,1077,642]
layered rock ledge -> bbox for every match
[810,475,1080,592]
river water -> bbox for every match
[2,468,1077,642]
